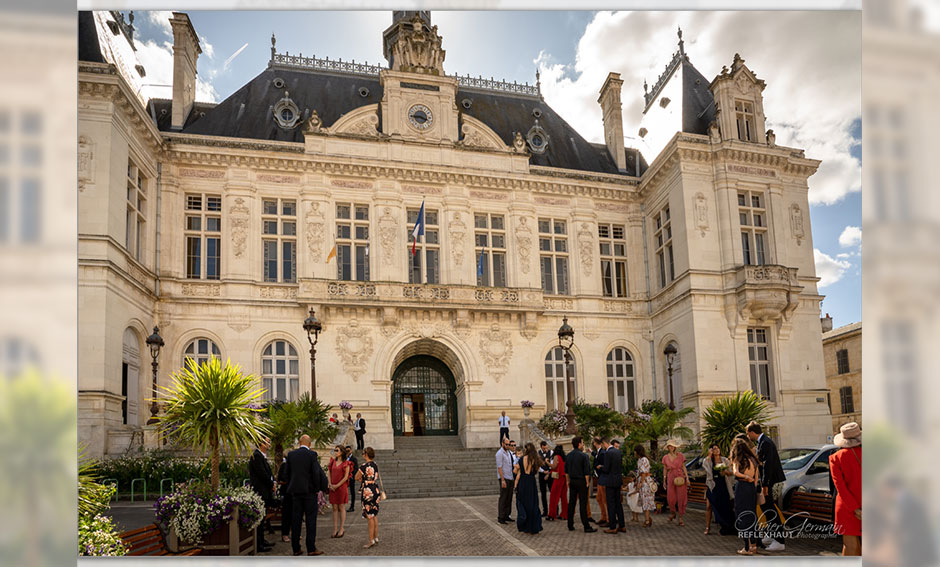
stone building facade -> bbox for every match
[78,11,832,456]
[822,318,862,433]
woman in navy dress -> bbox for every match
[514,442,544,534]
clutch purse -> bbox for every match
[757,491,766,506]
[674,476,686,486]
[551,472,559,479]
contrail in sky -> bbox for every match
[223,43,249,70]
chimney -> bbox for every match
[598,72,626,172]
[821,313,833,334]
[170,12,201,130]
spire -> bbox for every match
[678,25,685,56]
[536,69,542,98]
[270,32,276,61]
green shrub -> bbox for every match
[96,450,250,496]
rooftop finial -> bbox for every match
[677,26,685,55]
[536,69,541,96]
[271,33,276,61]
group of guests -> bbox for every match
[329,412,368,451]
[247,435,384,556]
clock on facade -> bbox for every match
[408,104,433,130]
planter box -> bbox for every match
[168,508,255,556]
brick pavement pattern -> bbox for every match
[262,495,841,556]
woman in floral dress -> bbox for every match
[634,445,655,527]
[355,447,381,549]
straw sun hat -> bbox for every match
[833,422,861,448]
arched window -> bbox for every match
[262,340,299,402]
[606,347,636,411]
[181,338,221,370]
[544,347,576,412]
[122,328,140,426]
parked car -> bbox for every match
[685,454,706,481]
[777,444,838,508]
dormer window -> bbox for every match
[735,100,756,142]
[273,92,301,129]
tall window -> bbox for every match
[839,385,854,414]
[654,206,674,288]
[544,347,576,412]
[735,100,756,142]
[747,328,774,401]
[599,224,628,297]
[738,191,767,265]
[475,213,507,287]
[121,328,140,426]
[262,198,296,283]
[126,160,147,262]
[181,338,221,369]
[407,207,440,284]
[184,193,221,279]
[836,349,850,374]
[261,340,299,402]
[539,218,569,295]
[606,347,636,411]
[0,110,43,244]
[336,203,370,281]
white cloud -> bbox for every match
[146,11,173,39]
[223,43,249,71]
[136,39,219,103]
[536,11,861,206]
[839,226,862,248]
[200,35,215,60]
[814,249,851,288]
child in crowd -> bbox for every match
[626,472,642,522]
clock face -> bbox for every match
[408,104,433,131]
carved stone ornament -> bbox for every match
[577,223,594,277]
[512,132,527,154]
[459,123,498,150]
[694,192,709,237]
[335,320,375,382]
[515,217,533,274]
[378,207,399,266]
[448,212,467,266]
[479,324,513,382]
[346,114,380,137]
[766,129,776,147]
[303,109,322,133]
[78,135,95,191]
[229,198,250,258]
[305,202,325,259]
[273,91,301,129]
[387,13,446,75]
[526,120,550,155]
[790,203,805,245]
[404,322,449,339]
[708,121,721,144]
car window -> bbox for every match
[808,450,833,474]
[780,448,817,471]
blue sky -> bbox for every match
[133,10,861,327]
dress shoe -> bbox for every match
[497,520,508,525]
[597,520,609,527]
[617,527,627,533]
[604,528,619,534]
[308,550,324,556]
[347,507,355,513]
[585,527,598,533]
[588,518,597,524]
[568,526,575,531]
[506,517,513,522]
[293,551,303,556]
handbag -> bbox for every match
[377,471,388,502]
[551,472,559,479]
[757,489,766,506]
[673,476,686,487]
[647,477,658,493]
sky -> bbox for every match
[132,10,862,327]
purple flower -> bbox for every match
[520,400,534,408]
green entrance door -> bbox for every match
[391,355,457,436]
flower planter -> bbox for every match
[168,508,255,556]
[523,407,531,418]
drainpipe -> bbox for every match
[154,162,162,298]
[641,203,656,401]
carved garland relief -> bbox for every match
[305,201,326,259]
[335,320,375,382]
[448,212,467,267]
[479,324,513,382]
[790,203,805,246]
[577,223,594,277]
[378,207,399,267]
[78,136,95,192]
[694,192,709,237]
[515,217,533,274]
[229,198,250,258]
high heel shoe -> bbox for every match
[364,539,375,549]
[643,519,652,528]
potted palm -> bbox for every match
[154,358,269,556]
[701,391,771,455]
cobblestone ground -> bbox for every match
[261,496,842,557]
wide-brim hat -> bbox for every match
[664,439,681,450]
[834,422,861,448]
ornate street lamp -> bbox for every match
[303,308,323,401]
[557,315,577,435]
[664,342,678,410]
[145,326,164,425]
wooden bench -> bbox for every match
[688,481,707,504]
[786,491,834,524]
[119,524,201,556]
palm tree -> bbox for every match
[157,358,268,492]
[701,391,772,455]
[628,405,695,460]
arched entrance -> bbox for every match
[391,355,457,436]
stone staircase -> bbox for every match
[370,436,500,499]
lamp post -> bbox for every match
[664,342,677,410]
[557,315,577,435]
[145,326,164,425]
[303,308,323,401]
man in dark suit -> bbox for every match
[592,437,609,527]
[345,445,358,513]
[354,413,366,451]
[283,434,328,556]
[597,437,625,533]
[248,439,275,552]
[537,441,553,517]
[566,436,597,533]
[747,421,787,551]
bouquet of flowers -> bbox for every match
[713,463,729,473]
[520,400,535,408]
[339,401,353,411]
[154,480,265,545]
[537,409,568,438]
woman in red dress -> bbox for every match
[547,444,568,521]
[328,445,352,538]
[829,422,862,556]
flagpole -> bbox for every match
[422,230,427,285]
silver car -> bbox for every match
[777,444,838,508]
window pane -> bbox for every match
[598,225,610,238]
[601,260,613,297]
[608,382,615,408]
[356,245,369,281]
[741,232,751,265]
[755,233,766,265]
[426,249,440,284]
[206,237,220,279]
[425,229,439,244]
[554,221,566,235]
[612,226,624,239]
[475,234,488,247]
[555,239,567,253]
[355,206,369,220]
[477,250,489,287]
[546,381,554,411]
[336,204,350,219]
[613,243,625,256]
[491,234,504,248]
[426,210,438,225]
[409,248,421,284]
[538,219,551,233]
[616,261,627,296]
[740,213,749,226]
[275,341,285,356]
[491,216,504,230]
[474,214,487,229]
[206,217,220,232]
[283,241,296,282]
[206,196,221,211]
[338,244,351,280]
[263,220,277,235]
[263,200,277,215]
[263,240,277,282]
[492,253,506,287]
[282,221,296,236]
[541,257,554,294]
[282,200,296,216]
[355,225,369,240]
[186,236,201,278]
[186,194,202,210]
[337,224,351,239]
[21,179,40,242]
[555,257,569,295]
[600,243,611,256]
[289,359,298,374]
[276,378,286,401]
[539,237,551,251]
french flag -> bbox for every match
[411,200,425,256]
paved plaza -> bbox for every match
[110,495,841,557]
